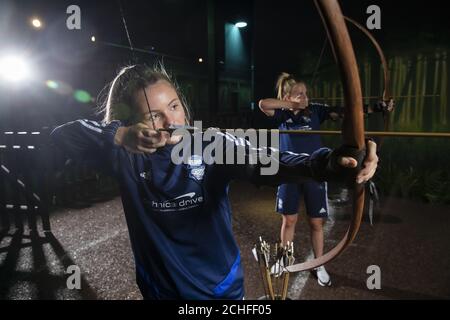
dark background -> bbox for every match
[1,0,448,129]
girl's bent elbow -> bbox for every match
[258,99,266,110]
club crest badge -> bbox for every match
[187,155,205,181]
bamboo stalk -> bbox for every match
[420,56,428,129]
[414,54,422,128]
[432,52,440,129]
[406,65,413,126]
[440,51,448,125]
[399,59,406,124]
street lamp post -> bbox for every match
[207,0,217,117]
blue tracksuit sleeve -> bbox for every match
[210,130,333,186]
[271,109,288,126]
[309,103,342,123]
[50,119,122,171]
[312,102,380,123]
[238,147,334,187]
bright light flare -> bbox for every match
[31,18,42,28]
[235,22,247,28]
[46,80,59,89]
[73,90,92,103]
[0,56,30,82]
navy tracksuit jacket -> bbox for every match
[51,119,333,299]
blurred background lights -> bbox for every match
[45,80,59,89]
[91,36,96,42]
[44,79,73,95]
[31,18,42,29]
[235,22,247,28]
[73,90,92,103]
[0,56,30,82]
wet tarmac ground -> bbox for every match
[1,181,449,300]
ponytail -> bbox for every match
[276,72,297,100]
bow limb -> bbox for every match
[286,0,365,273]
[344,16,391,100]
[344,16,392,145]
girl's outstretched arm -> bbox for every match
[258,99,305,116]
[50,119,122,166]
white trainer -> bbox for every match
[313,266,331,287]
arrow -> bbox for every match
[158,126,450,138]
